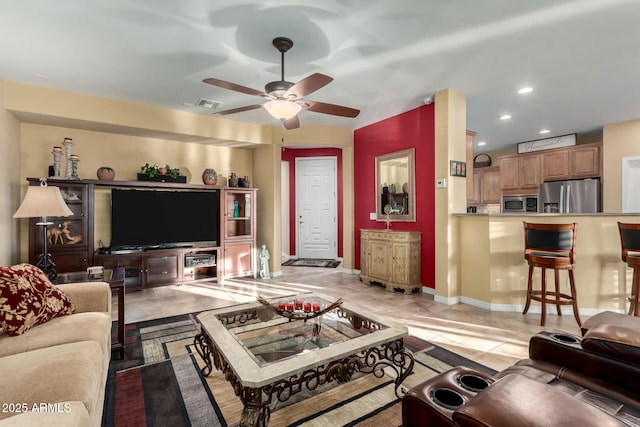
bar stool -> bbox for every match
[523,222,581,327]
[617,222,640,316]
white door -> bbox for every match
[295,157,337,259]
[622,156,640,212]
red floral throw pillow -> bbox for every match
[0,263,75,336]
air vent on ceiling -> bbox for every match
[196,98,221,110]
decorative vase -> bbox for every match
[239,175,250,188]
[97,166,115,181]
[202,168,218,185]
[228,172,239,187]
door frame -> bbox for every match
[295,156,338,259]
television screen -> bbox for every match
[110,189,219,250]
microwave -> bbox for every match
[502,195,538,213]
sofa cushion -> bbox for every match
[0,341,104,423]
[0,311,111,358]
[0,263,74,336]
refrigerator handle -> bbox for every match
[566,184,571,213]
[560,184,565,213]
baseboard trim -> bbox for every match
[459,296,626,316]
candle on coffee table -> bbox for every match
[295,299,303,310]
[312,302,321,312]
[304,302,312,312]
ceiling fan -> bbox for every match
[203,37,360,130]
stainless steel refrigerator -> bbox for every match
[539,178,601,213]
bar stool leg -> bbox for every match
[629,267,640,316]
[568,270,581,327]
[523,265,534,315]
[540,267,547,327]
[554,269,562,316]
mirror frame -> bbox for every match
[375,148,416,222]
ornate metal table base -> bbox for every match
[194,333,414,427]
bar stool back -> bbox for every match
[617,222,640,316]
[523,222,581,327]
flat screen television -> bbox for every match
[110,189,219,250]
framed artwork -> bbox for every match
[450,160,466,177]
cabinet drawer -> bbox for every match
[363,231,408,241]
[147,256,179,281]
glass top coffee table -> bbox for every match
[194,292,414,427]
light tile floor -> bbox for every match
[113,265,584,372]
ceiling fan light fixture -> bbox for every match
[264,99,301,121]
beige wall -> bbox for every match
[18,124,255,261]
[0,79,22,265]
[459,214,633,314]
[434,89,467,301]
[7,81,357,273]
[603,118,640,212]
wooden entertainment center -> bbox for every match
[26,177,257,290]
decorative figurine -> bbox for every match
[259,245,271,279]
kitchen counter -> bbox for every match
[455,212,640,217]
[455,213,640,316]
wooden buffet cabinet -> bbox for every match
[359,229,421,293]
[26,178,257,290]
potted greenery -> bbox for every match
[138,163,186,182]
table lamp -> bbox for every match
[13,178,73,279]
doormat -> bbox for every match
[282,258,342,268]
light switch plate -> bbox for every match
[436,178,446,188]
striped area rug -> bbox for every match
[102,314,496,427]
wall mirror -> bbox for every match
[375,148,416,222]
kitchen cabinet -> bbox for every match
[542,144,601,181]
[360,229,421,293]
[470,166,500,204]
[500,154,541,192]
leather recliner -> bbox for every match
[402,311,640,427]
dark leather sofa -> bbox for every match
[402,311,640,427]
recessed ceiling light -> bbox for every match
[518,87,533,94]
[477,141,487,146]
[500,114,512,120]
[539,129,550,134]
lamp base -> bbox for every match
[35,252,57,280]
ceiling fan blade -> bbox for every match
[302,100,360,118]
[283,115,300,130]
[286,73,333,99]
[213,104,263,116]
[203,78,266,97]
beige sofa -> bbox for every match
[0,281,112,427]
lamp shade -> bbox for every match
[263,99,302,121]
[13,184,73,218]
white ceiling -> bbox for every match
[1,0,639,153]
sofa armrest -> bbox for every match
[582,324,640,367]
[57,282,111,314]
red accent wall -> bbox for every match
[354,105,436,288]
[281,148,343,258]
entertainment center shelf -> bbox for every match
[26,178,257,290]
